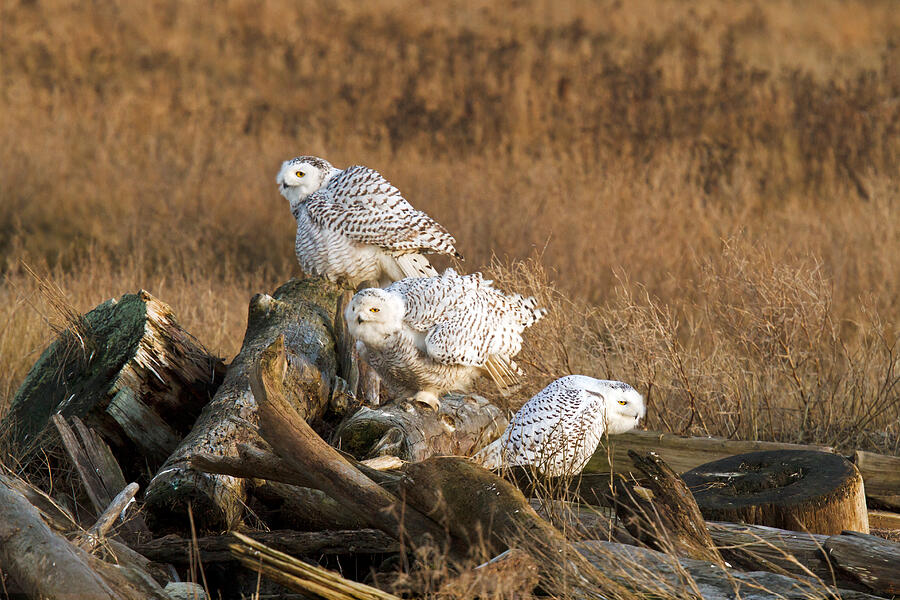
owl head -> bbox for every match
[345,288,406,347]
[561,376,644,435]
[276,156,338,210]
[591,379,645,435]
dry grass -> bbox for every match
[2,0,899,456]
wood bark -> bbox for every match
[575,539,884,600]
[143,277,346,533]
[332,393,506,461]
[132,529,399,564]
[682,449,869,535]
[3,290,223,479]
[250,480,369,531]
[52,414,149,541]
[824,531,900,595]
[606,450,724,564]
[248,336,448,548]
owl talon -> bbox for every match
[412,391,441,411]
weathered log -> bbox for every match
[144,277,346,533]
[132,529,399,564]
[3,290,223,478]
[707,522,900,596]
[0,473,171,600]
[250,480,368,531]
[0,473,121,598]
[854,450,900,509]
[249,336,448,548]
[575,539,885,600]
[824,531,900,595]
[395,456,639,600]
[52,414,149,540]
[333,393,506,461]
[585,430,836,475]
[1,469,80,533]
[399,456,568,557]
[682,450,869,535]
[607,450,724,564]
[191,440,403,493]
[707,522,867,591]
[868,509,900,530]
[586,431,899,508]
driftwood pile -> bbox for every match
[1,277,899,599]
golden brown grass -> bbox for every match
[2,0,899,455]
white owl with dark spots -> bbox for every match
[473,376,645,477]
[277,156,460,287]
[344,269,547,409]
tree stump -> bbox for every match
[682,449,869,535]
[143,277,347,533]
[2,290,224,479]
[332,394,507,462]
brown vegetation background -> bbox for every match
[1,0,898,452]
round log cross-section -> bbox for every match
[682,450,868,535]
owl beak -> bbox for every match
[357,316,363,324]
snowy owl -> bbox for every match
[276,156,460,287]
[344,268,547,409]
[472,376,645,477]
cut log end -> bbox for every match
[683,449,869,535]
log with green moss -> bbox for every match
[2,290,224,480]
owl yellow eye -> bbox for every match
[295,170,305,178]
[618,400,627,405]
[369,307,380,313]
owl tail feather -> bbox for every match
[472,438,503,470]
[484,355,523,397]
[395,253,439,280]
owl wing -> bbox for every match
[306,165,458,256]
[424,298,525,393]
[504,383,605,471]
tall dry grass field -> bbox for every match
[2,0,899,452]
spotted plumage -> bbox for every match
[472,375,645,476]
[344,268,547,409]
[277,156,460,287]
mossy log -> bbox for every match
[3,290,223,479]
[332,394,506,461]
[682,450,869,535]
[143,277,347,533]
